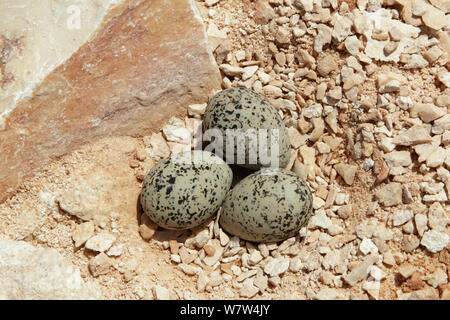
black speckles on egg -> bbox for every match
[204,87,290,170]
[140,151,233,230]
[219,168,313,243]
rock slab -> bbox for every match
[0,0,221,202]
[0,238,101,299]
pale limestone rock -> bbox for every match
[236,270,258,283]
[421,230,449,253]
[398,263,416,279]
[0,0,119,121]
[360,238,378,255]
[254,0,276,24]
[240,278,259,298]
[397,96,413,110]
[313,197,326,210]
[276,26,291,45]
[177,263,202,276]
[242,66,259,81]
[153,286,170,300]
[315,288,340,300]
[392,125,432,146]
[197,272,209,292]
[309,210,332,230]
[248,250,263,266]
[139,214,158,241]
[402,234,420,252]
[332,14,353,43]
[293,159,308,180]
[422,6,447,30]
[377,72,407,88]
[257,71,272,85]
[429,0,450,12]
[188,104,207,118]
[334,163,357,185]
[403,189,414,206]
[376,183,403,207]
[345,36,362,56]
[303,104,323,118]
[205,0,220,6]
[208,271,223,288]
[220,64,245,77]
[89,252,112,277]
[262,85,283,99]
[317,142,331,154]
[404,54,429,69]
[317,55,338,76]
[437,70,450,88]
[425,268,448,288]
[436,95,450,108]
[422,182,444,195]
[369,266,386,281]
[163,124,191,144]
[383,151,412,167]
[0,238,101,299]
[322,250,341,270]
[409,103,446,123]
[432,114,450,135]
[168,142,191,155]
[424,46,443,63]
[428,202,449,231]
[378,136,396,153]
[254,275,269,292]
[379,80,401,93]
[294,0,314,11]
[263,257,290,277]
[85,233,116,253]
[414,136,441,162]
[343,253,379,286]
[145,133,171,159]
[107,244,123,257]
[288,127,305,149]
[363,9,420,62]
[384,42,398,56]
[426,147,446,168]
[415,213,428,236]
[393,210,414,227]
[72,222,95,248]
[314,24,332,53]
[423,190,448,202]
[443,132,450,146]
[207,22,227,52]
[383,251,396,266]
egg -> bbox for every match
[203,87,290,170]
[219,168,313,242]
[140,150,233,230]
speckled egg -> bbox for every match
[140,150,233,230]
[203,87,290,170]
[220,168,313,243]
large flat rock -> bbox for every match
[0,238,102,299]
[0,0,221,202]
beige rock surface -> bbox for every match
[0,237,102,299]
[0,0,221,202]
